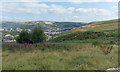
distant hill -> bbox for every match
[71,19,118,31]
[1,21,87,31]
[1,21,52,29]
[1,22,36,29]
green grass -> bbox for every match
[90,19,118,25]
[95,20,118,25]
[93,28,118,32]
[59,39,95,43]
[2,43,118,70]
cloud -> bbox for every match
[2,17,10,19]
[73,16,80,18]
[76,8,111,16]
[1,0,119,2]
[68,0,119,4]
[48,5,75,14]
[2,2,112,16]
[112,6,118,9]
[76,8,88,13]
[1,0,40,2]
[2,16,22,20]
[49,4,67,14]
[67,7,75,13]
[2,2,76,14]
[19,0,39,2]
[2,2,50,14]
[74,8,117,22]
[0,16,35,22]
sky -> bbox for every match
[0,0,119,22]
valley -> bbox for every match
[2,19,119,70]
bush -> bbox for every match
[31,25,46,43]
[16,25,46,44]
[16,30,32,43]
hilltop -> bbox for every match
[71,19,118,31]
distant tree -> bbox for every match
[31,25,46,43]
[16,30,32,43]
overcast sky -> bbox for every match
[0,0,119,22]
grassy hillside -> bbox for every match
[3,43,118,70]
[49,19,119,44]
[49,29,118,44]
[71,19,118,31]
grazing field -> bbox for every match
[2,43,118,70]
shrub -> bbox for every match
[16,30,32,43]
[16,25,46,44]
[31,25,46,43]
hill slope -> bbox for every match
[49,19,119,43]
[71,19,118,31]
